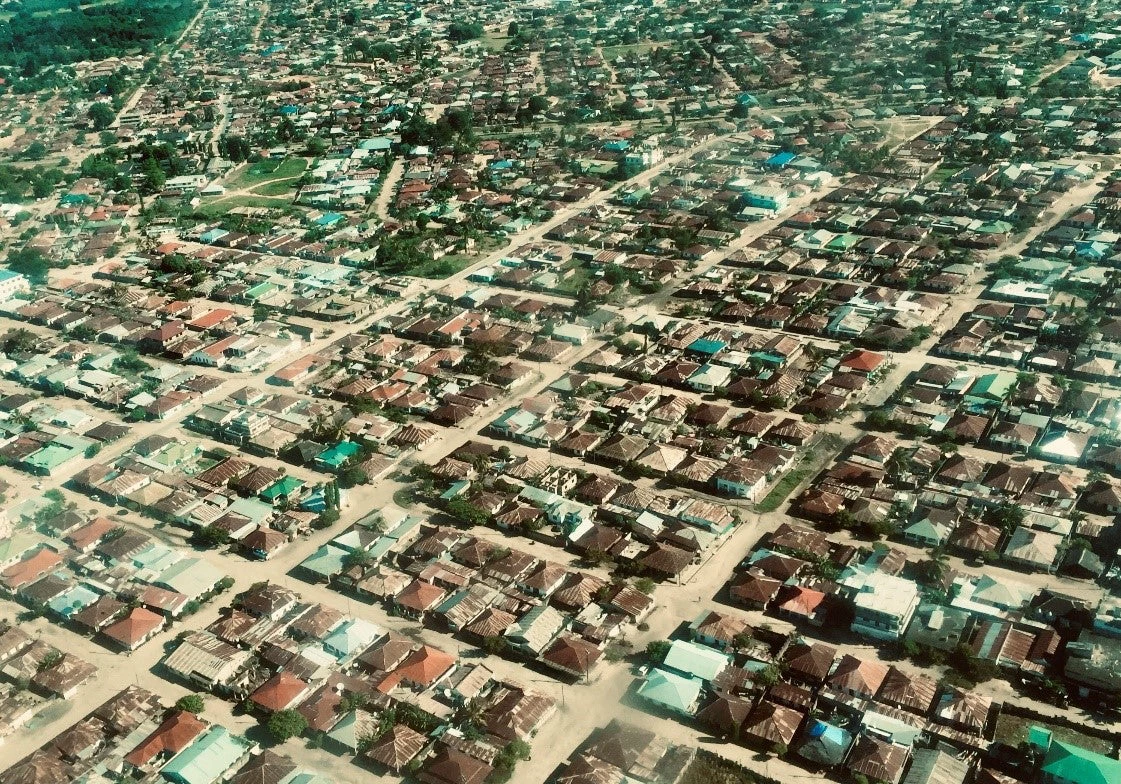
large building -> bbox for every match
[846,571,921,641]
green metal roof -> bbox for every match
[315,440,361,469]
[261,475,305,501]
[1041,739,1121,784]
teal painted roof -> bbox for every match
[315,440,361,469]
[637,668,702,714]
[663,640,730,681]
[687,338,727,355]
[162,727,249,784]
[1042,739,1121,784]
[298,544,348,578]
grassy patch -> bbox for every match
[250,179,299,197]
[480,32,509,52]
[755,456,818,514]
[927,166,957,184]
[995,713,1113,756]
[556,264,592,295]
[407,254,476,279]
[222,158,307,190]
[392,488,416,507]
[681,751,773,784]
[194,195,291,215]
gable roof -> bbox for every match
[1041,739,1121,784]
[125,710,208,767]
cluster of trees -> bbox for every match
[218,134,253,162]
[0,161,67,201]
[446,21,483,41]
[347,38,397,62]
[399,107,476,148]
[6,247,58,284]
[79,140,186,194]
[0,0,199,75]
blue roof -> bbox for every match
[767,151,797,167]
[315,212,344,226]
[687,338,727,355]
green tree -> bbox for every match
[756,664,781,687]
[645,640,670,663]
[447,21,483,41]
[305,136,328,156]
[6,248,50,284]
[88,102,115,130]
[267,709,307,742]
[482,635,510,655]
[174,694,206,714]
[193,524,230,548]
[984,502,1026,532]
[446,498,489,525]
[2,327,39,354]
[338,465,369,489]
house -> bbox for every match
[839,349,887,375]
[323,618,383,662]
[636,668,703,716]
[846,571,920,641]
[906,605,972,653]
[249,670,310,714]
[125,710,208,770]
[101,607,165,651]
[1036,429,1089,464]
[364,724,427,772]
[504,605,565,656]
[482,683,556,741]
[901,747,969,784]
[1064,631,1121,697]
[713,461,766,500]
[161,727,253,784]
[1030,729,1121,784]
[394,579,447,620]
[378,645,455,693]
[163,631,252,691]
[1003,526,1062,572]
[540,635,602,680]
[845,734,910,784]
[742,700,803,750]
[796,720,853,767]
[687,363,733,393]
[690,610,749,650]
[662,639,731,681]
[0,270,30,300]
[827,655,888,699]
[419,745,492,784]
[876,667,937,715]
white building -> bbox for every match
[848,572,921,641]
[0,271,30,301]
